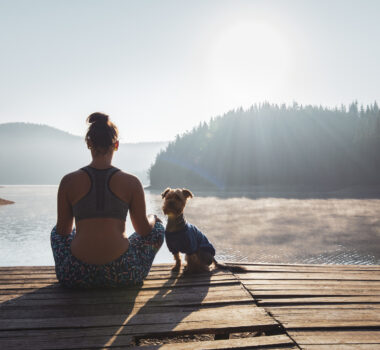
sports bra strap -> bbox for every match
[72,166,129,222]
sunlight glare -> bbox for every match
[208,21,293,106]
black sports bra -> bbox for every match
[72,166,129,222]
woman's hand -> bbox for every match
[149,214,162,224]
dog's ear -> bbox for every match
[182,188,193,199]
[161,188,171,198]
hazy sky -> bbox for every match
[0,0,379,142]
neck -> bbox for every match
[89,154,113,169]
[166,213,186,232]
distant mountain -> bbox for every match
[0,123,168,185]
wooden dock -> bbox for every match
[1,263,380,349]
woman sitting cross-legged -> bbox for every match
[51,112,164,288]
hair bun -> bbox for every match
[87,112,109,124]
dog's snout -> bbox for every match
[166,200,177,209]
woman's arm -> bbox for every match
[56,174,74,236]
[129,177,156,237]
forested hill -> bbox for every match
[0,123,167,185]
[149,102,380,190]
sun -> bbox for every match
[208,21,292,105]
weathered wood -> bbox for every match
[129,334,295,350]
[257,296,380,305]
[235,262,380,349]
[301,345,380,349]
[0,295,253,318]
[0,304,274,330]
[289,330,380,345]
[0,318,279,349]
[247,283,380,289]
[0,284,248,304]
[0,334,296,350]
[0,276,238,291]
[0,334,134,350]
[4,262,380,349]
[270,309,380,328]
[243,279,380,285]
[250,289,380,296]
[0,273,235,284]
[226,261,380,269]
[266,305,380,312]
[238,272,380,281]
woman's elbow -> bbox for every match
[56,223,73,237]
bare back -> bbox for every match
[56,168,152,265]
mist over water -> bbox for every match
[1,186,380,266]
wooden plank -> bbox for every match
[0,284,247,303]
[237,272,380,281]
[0,304,275,331]
[233,266,380,273]
[0,334,134,350]
[0,319,279,349]
[266,304,380,310]
[0,280,239,295]
[0,284,246,299]
[257,296,380,305]
[242,280,380,286]
[0,267,176,276]
[0,294,254,319]
[0,267,232,277]
[0,306,272,337]
[0,266,213,274]
[271,311,380,328]
[301,345,380,349]
[223,260,380,270]
[0,275,239,291]
[247,283,380,289]
[249,289,380,296]
[0,334,295,350]
[225,261,380,269]
[130,335,295,350]
[271,308,380,317]
[5,266,379,278]
[0,306,223,337]
[289,330,380,345]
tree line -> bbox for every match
[149,102,380,190]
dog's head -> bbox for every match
[161,187,193,217]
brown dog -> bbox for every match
[162,187,245,274]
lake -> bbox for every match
[1,186,380,266]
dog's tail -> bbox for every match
[212,259,246,272]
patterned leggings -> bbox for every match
[50,222,165,288]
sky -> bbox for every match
[0,0,379,142]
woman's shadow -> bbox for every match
[0,267,211,349]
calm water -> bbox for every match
[1,186,380,266]
[0,186,172,266]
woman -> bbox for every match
[51,112,164,288]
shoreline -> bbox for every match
[0,197,14,205]
[147,184,380,199]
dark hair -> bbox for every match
[85,112,119,154]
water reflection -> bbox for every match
[1,186,380,266]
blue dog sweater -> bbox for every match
[165,223,216,256]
